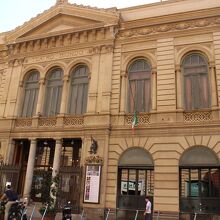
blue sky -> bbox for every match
[0,0,159,32]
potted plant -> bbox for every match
[38,173,60,220]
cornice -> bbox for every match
[120,7,220,30]
[5,3,119,43]
[118,15,220,39]
[5,27,117,58]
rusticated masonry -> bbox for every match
[156,38,176,111]
[213,32,220,106]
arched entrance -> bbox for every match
[179,146,220,217]
[117,147,154,219]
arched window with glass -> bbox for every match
[179,146,220,216]
[44,68,63,116]
[68,65,89,115]
[127,59,152,113]
[21,70,39,117]
[182,53,210,111]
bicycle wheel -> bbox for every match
[8,211,22,220]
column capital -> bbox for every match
[8,139,15,145]
[175,64,181,72]
[29,138,37,143]
[55,138,62,145]
[120,70,127,78]
[39,78,45,85]
[209,62,215,69]
[63,75,69,82]
[152,68,157,75]
[19,80,24,87]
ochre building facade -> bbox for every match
[0,0,220,219]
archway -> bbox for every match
[117,147,154,219]
[179,146,220,217]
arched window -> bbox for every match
[182,53,210,110]
[128,59,151,113]
[21,71,39,117]
[118,147,154,212]
[179,146,220,215]
[68,65,89,115]
[44,68,63,116]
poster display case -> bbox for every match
[83,164,101,203]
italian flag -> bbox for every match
[131,111,138,131]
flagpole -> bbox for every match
[129,81,138,132]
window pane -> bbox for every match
[190,169,199,197]
[128,59,151,113]
[181,169,189,197]
[201,169,212,197]
[121,169,128,195]
[182,54,210,110]
[21,71,39,117]
[147,170,154,195]
[44,68,63,116]
[68,65,89,115]
[138,170,146,196]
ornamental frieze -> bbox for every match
[119,16,220,39]
[25,48,93,64]
[85,155,103,165]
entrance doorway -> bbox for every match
[31,139,55,201]
[179,146,220,219]
[117,147,154,219]
[31,138,82,213]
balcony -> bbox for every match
[7,108,220,131]
[14,115,84,129]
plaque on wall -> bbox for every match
[83,165,101,203]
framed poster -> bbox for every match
[83,165,101,203]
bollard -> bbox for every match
[105,208,110,220]
[41,204,48,220]
[193,213,197,220]
[21,207,27,220]
[157,211,160,220]
[80,209,85,220]
[134,210,138,220]
[29,204,36,220]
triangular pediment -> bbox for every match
[21,14,101,37]
[6,3,119,42]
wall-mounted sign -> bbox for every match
[83,165,101,203]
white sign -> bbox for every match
[84,165,101,203]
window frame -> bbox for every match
[21,71,40,118]
[181,53,210,111]
[43,68,63,117]
[127,59,152,113]
[67,65,89,115]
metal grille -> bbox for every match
[184,111,212,123]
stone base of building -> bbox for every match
[179,213,220,220]
[81,208,180,220]
[152,211,179,220]
[80,208,220,220]
[83,207,105,220]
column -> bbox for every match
[60,75,69,115]
[209,63,218,108]
[52,139,62,177]
[23,139,37,199]
[119,71,127,114]
[6,140,15,165]
[151,69,157,111]
[175,65,183,110]
[35,78,45,116]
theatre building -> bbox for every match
[0,0,220,219]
